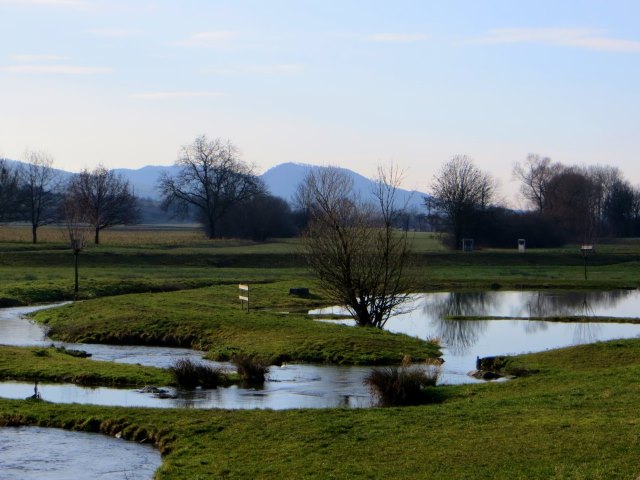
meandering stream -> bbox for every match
[3,290,640,478]
[2,289,640,410]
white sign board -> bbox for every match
[239,284,249,310]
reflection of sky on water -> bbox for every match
[0,303,66,346]
[2,291,640,409]
[380,290,640,383]
[315,290,640,385]
[0,363,375,410]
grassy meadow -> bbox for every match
[3,338,640,479]
[32,283,441,365]
[2,224,640,478]
[1,224,640,306]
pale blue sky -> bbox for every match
[1,0,639,203]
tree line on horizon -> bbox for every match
[2,136,640,249]
[430,154,640,249]
[0,152,138,244]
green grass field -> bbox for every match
[2,338,640,479]
[32,283,441,365]
[1,226,639,306]
[2,225,640,478]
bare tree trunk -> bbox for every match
[32,225,37,244]
[74,251,79,297]
[94,227,100,245]
[206,215,216,239]
[299,165,414,328]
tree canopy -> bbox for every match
[158,135,261,239]
[66,166,140,244]
[298,166,413,328]
[429,156,495,250]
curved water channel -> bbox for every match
[0,426,161,479]
[3,291,640,477]
[2,289,640,411]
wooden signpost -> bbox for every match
[239,284,249,311]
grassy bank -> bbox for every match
[0,345,172,386]
[2,338,640,479]
[1,228,640,306]
[32,283,441,365]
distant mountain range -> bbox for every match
[260,162,427,210]
[2,159,428,211]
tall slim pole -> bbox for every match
[584,254,587,280]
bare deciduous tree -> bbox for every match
[545,168,599,244]
[158,135,261,239]
[512,154,561,212]
[67,165,139,244]
[0,158,20,223]
[61,196,90,296]
[19,150,61,243]
[298,165,414,328]
[429,156,495,250]
[604,179,637,237]
[586,164,623,237]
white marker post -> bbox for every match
[239,284,249,312]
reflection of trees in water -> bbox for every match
[423,292,494,355]
[520,290,633,318]
[423,291,498,318]
[419,289,635,356]
[572,323,602,344]
[523,320,549,334]
[423,290,634,320]
[431,317,488,355]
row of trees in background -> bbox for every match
[428,154,640,249]
[0,137,298,244]
[0,154,139,244]
[4,136,640,249]
[514,154,640,240]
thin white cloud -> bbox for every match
[10,54,68,62]
[172,31,239,48]
[478,27,640,52]
[130,91,225,100]
[0,0,86,6]
[367,33,428,43]
[209,64,304,75]
[337,32,428,43]
[2,65,113,74]
[87,28,143,38]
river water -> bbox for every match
[2,290,640,410]
[2,290,640,479]
[0,426,161,479]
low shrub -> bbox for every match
[364,364,440,406]
[169,358,226,389]
[232,354,270,385]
